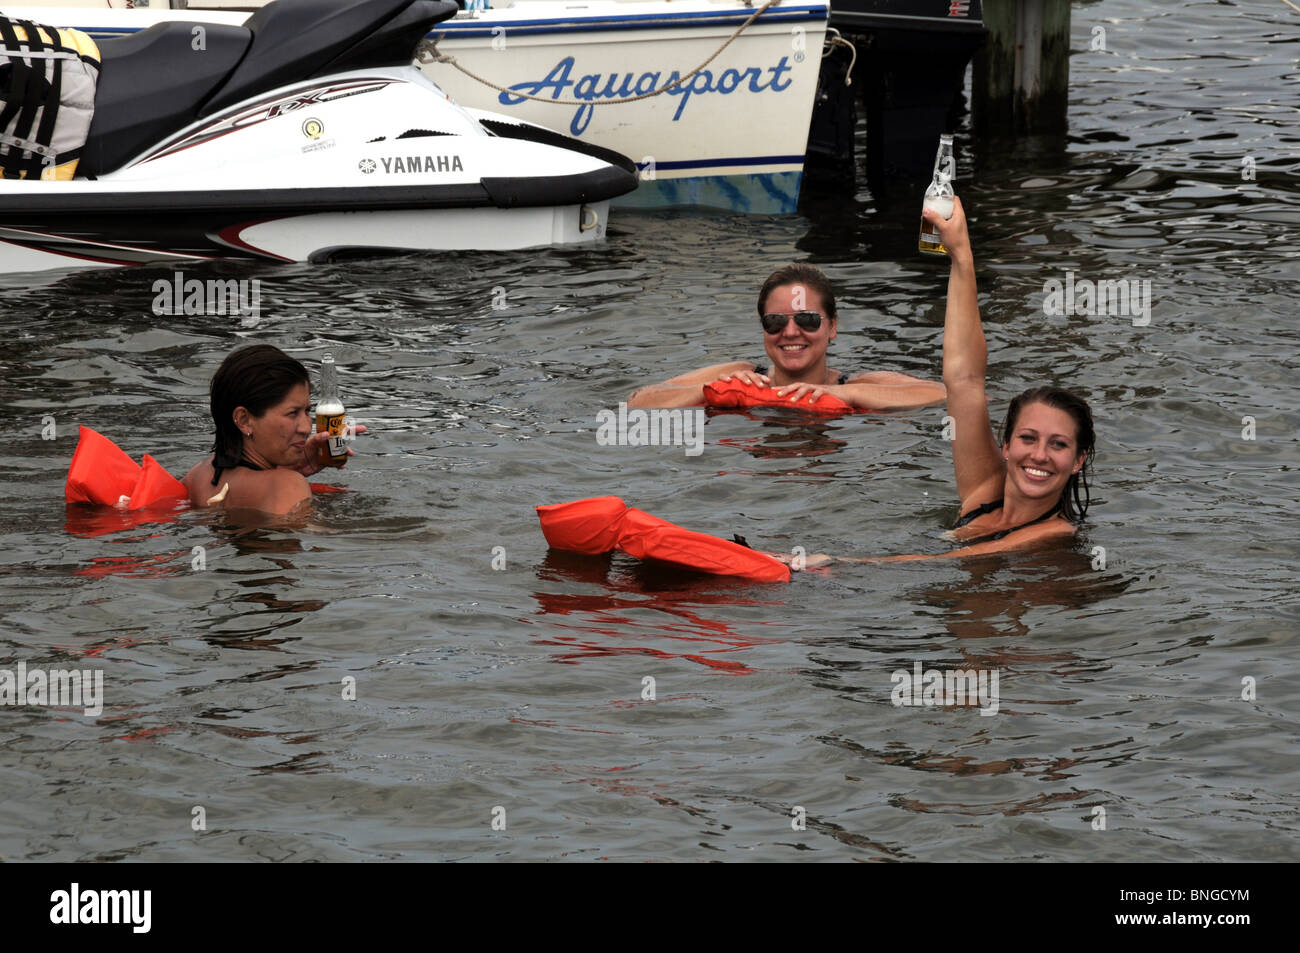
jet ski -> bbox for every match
[0,0,639,273]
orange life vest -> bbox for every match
[537,496,791,583]
[65,426,187,509]
[702,378,856,414]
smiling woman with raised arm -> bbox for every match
[931,197,1093,557]
[626,263,946,411]
[181,344,364,517]
[780,197,1094,567]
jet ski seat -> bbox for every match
[79,22,250,177]
[200,0,459,117]
[78,0,461,178]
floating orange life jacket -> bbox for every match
[537,496,791,583]
[702,378,856,414]
[65,426,187,509]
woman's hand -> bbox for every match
[922,195,973,265]
[294,424,367,477]
[715,368,772,388]
[773,381,843,405]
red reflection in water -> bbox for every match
[74,552,187,580]
[96,717,180,744]
[64,502,183,540]
[529,554,787,675]
[706,406,855,460]
[65,499,190,579]
[61,634,146,660]
[509,717,621,735]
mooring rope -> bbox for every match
[416,0,781,106]
[822,27,856,85]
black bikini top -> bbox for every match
[753,364,850,385]
[210,452,264,486]
[952,498,1066,545]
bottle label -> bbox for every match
[318,412,347,459]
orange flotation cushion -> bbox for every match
[537,496,790,583]
[130,454,188,510]
[65,426,141,505]
[66,426,187,509]
[536,495,627,553]
[703,378,856,414]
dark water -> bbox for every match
[1,0,1297,861]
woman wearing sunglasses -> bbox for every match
[626,263,946,410]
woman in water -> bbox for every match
[182,344,361,516]
[626,262,946,410]
[802,197,1094,563]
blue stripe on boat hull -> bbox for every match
[616,171,803,214]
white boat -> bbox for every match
[25,0,831,214]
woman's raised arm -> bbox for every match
[926,197,1004,505]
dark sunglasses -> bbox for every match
[760,311,824,334]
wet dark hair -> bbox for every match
[757,263,838,321]
[1000,386,1095,522]
[210,344,309,466]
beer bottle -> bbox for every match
[315,353,347,468]
[919,134,956,256]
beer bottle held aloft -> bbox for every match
[919,133,956,256]
[316,353,348,468]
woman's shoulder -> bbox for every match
[254,469,312,514]
[186,459,308,513]
[231,468,309,510]
[182,456,216,504]
[956,478,1007,522]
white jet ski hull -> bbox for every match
[0,6,637,273]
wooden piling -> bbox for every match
[973,0,1070,134]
